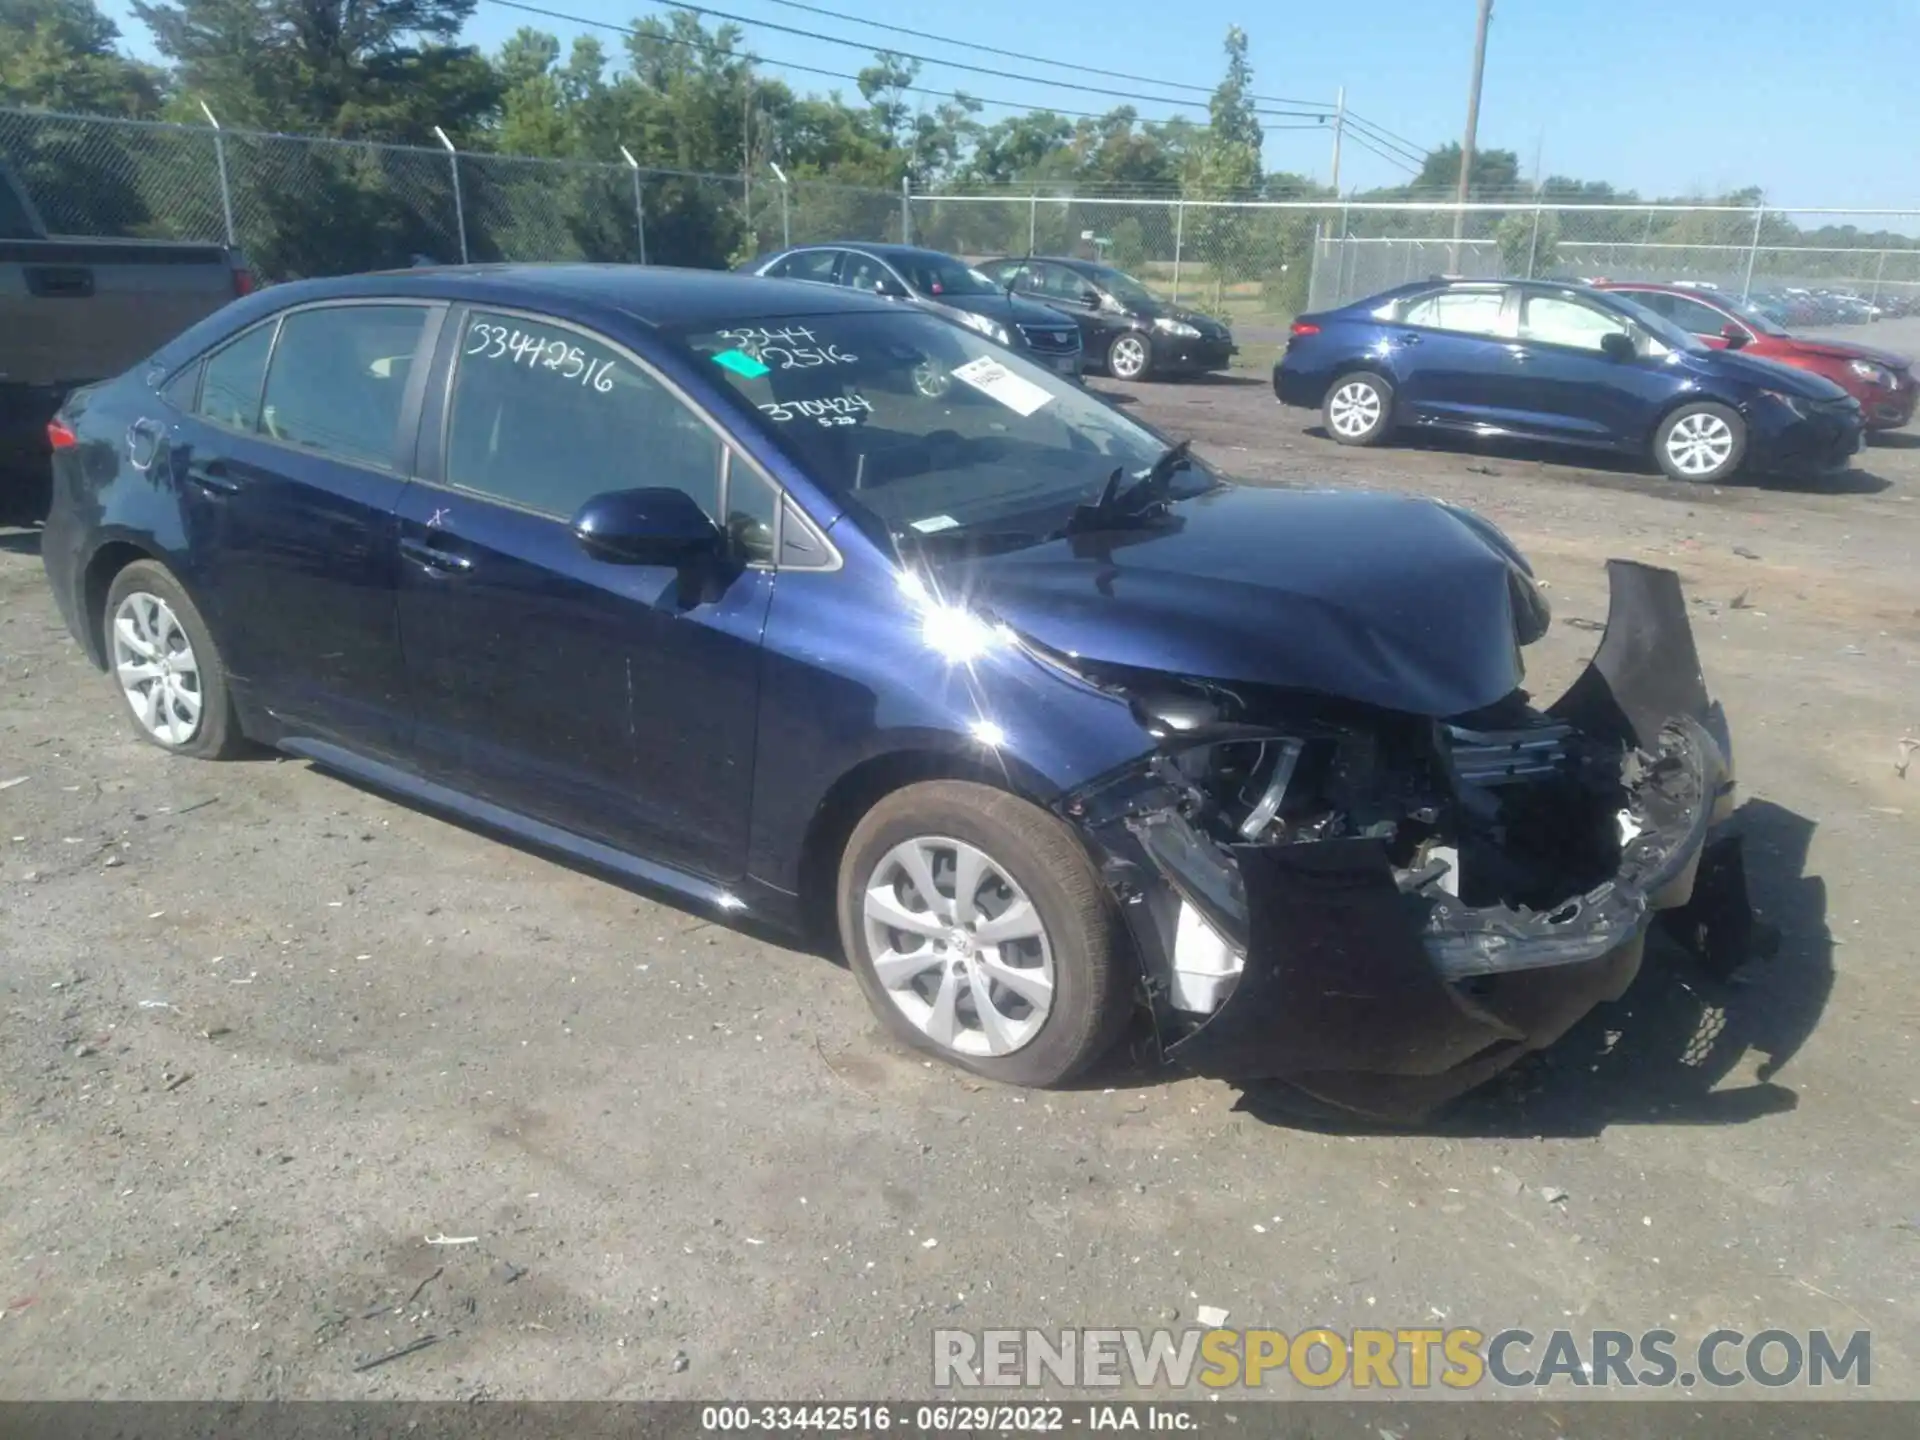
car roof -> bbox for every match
[1595,281,1728,299]
[776,242,963,265]
[988,256,1108,273]
[245,263,900,329]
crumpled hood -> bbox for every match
[1775,337,1913,370]
[1703,348,1853,399]
[937,484,1547,718]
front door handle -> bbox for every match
[1391,331,1422,347]
[182,458,241,495]
[400,534,474,574]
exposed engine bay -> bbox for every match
[1049,560,1751,1120]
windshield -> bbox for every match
[1596,291,1709,354]
[1714,294,1790,336]
[1084,265,1162,311]
[894,255,1002,299]
[674,310,1206,545]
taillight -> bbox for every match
[233,266,255,296]
[47,419,78,450]
[1290,321,1321,337]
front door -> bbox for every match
[1504,291,1680,445]
[394,306,777,879]
[163,300,439,756]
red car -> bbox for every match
[1595,282,1915,431]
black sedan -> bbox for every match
[980,255,1237,380]
[738,242,1084,380]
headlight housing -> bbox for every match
[1153,317,1202,339]
[1760,388,1810,418]
[1848,358,1894,386]
[954,309,1011,346]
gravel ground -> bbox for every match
[1,376,1917,1402]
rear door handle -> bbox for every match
[400,534,474,574]
[183,458,241,495]
[1393,331,1422,346]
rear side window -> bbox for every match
[445,309,723,523]
[770,251,839,283]
[195,323,276,433]
[259,305,428,468]
[1400,289,1511,337]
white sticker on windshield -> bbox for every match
[950,356,1054,418]
[909,514,960,534]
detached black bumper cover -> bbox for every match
[1159,561,1748,1118]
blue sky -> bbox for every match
[99,0,1918,211]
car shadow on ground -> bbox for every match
[0,523,44,555]
[1869,430,1920,450]
[1227,798,1829,1138]
[1298,424,1893,497]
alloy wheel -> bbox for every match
[1328,380,1384,438]
[861,835,1056,1057]
[1110,336,1147,379]
[1665,412,1736,477]
[112,591,202,747]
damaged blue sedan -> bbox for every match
[42,265,1753,1118]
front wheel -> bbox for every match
[1323,372,1394,446]
[1654,402,1746,483]
[836,780,1132,1087]
[1107,332,1153,381]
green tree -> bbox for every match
[1,0,164,114]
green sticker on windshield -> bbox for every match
[712,347,771,378]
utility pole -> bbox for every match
[1450,0,1494,271]
[1329,85,1346,193]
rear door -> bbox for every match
[162,300,439,756]
[393,305,777,878]
[1382,286,1522,425]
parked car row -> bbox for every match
[1275,277,1882,484]
[739,243,1238,383]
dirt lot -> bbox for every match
[2,377,1917,1402]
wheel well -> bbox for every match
[81,541,158,668]
[795,748,1033,948]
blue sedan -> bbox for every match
[42,265,1752,1117]
[1276,280,1864,483]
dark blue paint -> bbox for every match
[43,264,1558,928]
[1276,279,1864,470]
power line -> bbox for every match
[1343,110,1427,158]
[1342,114,1428,167]
[741,0,1334,109]
[598,0,1339,121]
[1341,127,1422,179]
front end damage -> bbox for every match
[1057,561,1753,1121]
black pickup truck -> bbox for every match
[2,155,252,518]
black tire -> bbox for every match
[1322,370,1395,446]
[1653,402,1747,484]
[101,559,244,760]
[1106,331,1154,381]
[836,780,1133,1087]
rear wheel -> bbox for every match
[836,780,1132,1087]
[1324,371,1394,446]
[1654,402,1746,483]
[102,560,243,759]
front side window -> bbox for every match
[677,311,1203,548]
[891,254,1002,300]
[1400,289,1512,337]
[1032,265,1094,303]
[1519,294,1632,351]
[840,252,897,294]
[446,309,722,524]
[259,305,428,467]
[194,322,276,433]
[1084,266,1160,311]
[1665,294,1741,336]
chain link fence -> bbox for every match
[6,106,1917,337]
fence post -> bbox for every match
[432,126,468,265]
[196,100,236,248]
[1171,199,1185,304]
[1027,192,1038,255]
[900,176,911,245]
[1740,202,1764,301]
[1525,199,1543,279]
[620,147,648,264]
[1869,249,1887,322]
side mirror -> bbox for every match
[1079,287,1103,307]
[572,487,725,566]
[873,276,908,299]
[1720,323,1750,350]
[1600,331,1637,362]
